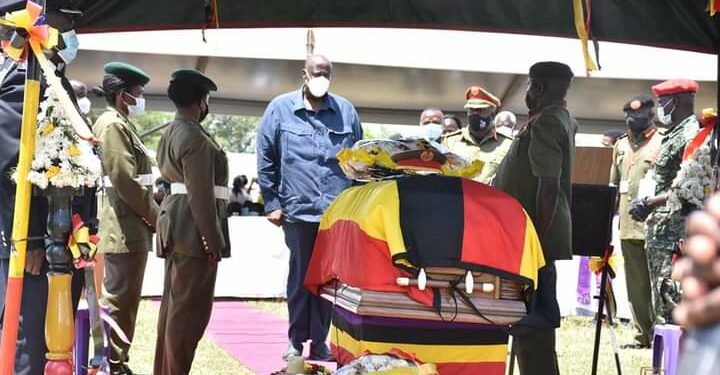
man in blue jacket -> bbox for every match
[257,54,363,361]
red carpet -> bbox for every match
[205,301,337,375]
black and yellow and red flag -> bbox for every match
[306,175,545,307]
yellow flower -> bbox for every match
[41,122,55,136]
[68,144,80,157]
[46,165,60,179]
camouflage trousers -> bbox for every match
[645,211,683,324]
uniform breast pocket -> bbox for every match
[615,153,625,167]
[280,123,314,164]
[329,127,355,146]
[326,128,354,160]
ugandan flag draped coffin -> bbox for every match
[330,306,509,375]
[305,175,546,307]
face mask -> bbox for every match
[468,113,492,132]
[125,93,145,116]
[77,97,91,115]
[625,114,652,134]
[306,76,330,98]
[57,30,79,64]
[421,123,443,141]
[199,100,210,123]
[656,99,674,126]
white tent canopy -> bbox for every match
[71,28,717,132]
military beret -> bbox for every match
[651,79,699,97]
[170,69,218,92]
[464,85,501,109]
[103,62,150,86]
[529,61,574,81]
[622,95,655,111]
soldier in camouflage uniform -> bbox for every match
[629,79,701,324]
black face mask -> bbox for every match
[468,113,492,133]
[199,101,210,123]
[625,114,652,134]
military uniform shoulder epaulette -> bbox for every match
[617,132,629,140]
[443,129,463,138]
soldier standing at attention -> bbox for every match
[610,95,663,348]
[154,69,230,375]
[629,80,701,324]
[442,85,512,184]
[493,62,576,375]
[93,62,158,375]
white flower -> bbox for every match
[14,86,103,190]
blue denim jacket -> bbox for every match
[256,90,363,223]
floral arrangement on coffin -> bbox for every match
[15,86,101,190]
[666,142,713,213]
[337,138,484,181]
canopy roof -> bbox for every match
[73,0,718,54]
[69,28,717,131]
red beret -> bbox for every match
[651,79,699,97]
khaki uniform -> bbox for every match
[442,127,512,184]
[94,107,159,372]
[154,113,230,375]
[610,129,662,346]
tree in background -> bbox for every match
[204,114,258,153]
[112,111,260,153]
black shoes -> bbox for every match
[308,342,335,362]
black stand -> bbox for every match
[590,246,622,375]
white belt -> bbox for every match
[103,174,154,188]
[170,182,230,200]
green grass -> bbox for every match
[128,299,653,375]
[126,300,254,375]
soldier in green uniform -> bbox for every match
[494,62,576,375]
[629,79,701,324]
[610,95,662,348]
[154,69,230,375]
[93,62,158,375]
[442,85,512,184]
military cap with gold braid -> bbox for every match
[170,69,218,92]
[104,62,150,86]
[464,85,501,109]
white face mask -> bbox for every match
[77,97,91,115]
[421,123,443,141]
[306,76,330,98]
[656,99,674,125]
[126,94,145,116]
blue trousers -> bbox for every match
[282,221,332,345]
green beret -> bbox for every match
[623,95,655,111]
[103,62,150,86]
[529,61,574,81]
[170,69,218,92]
